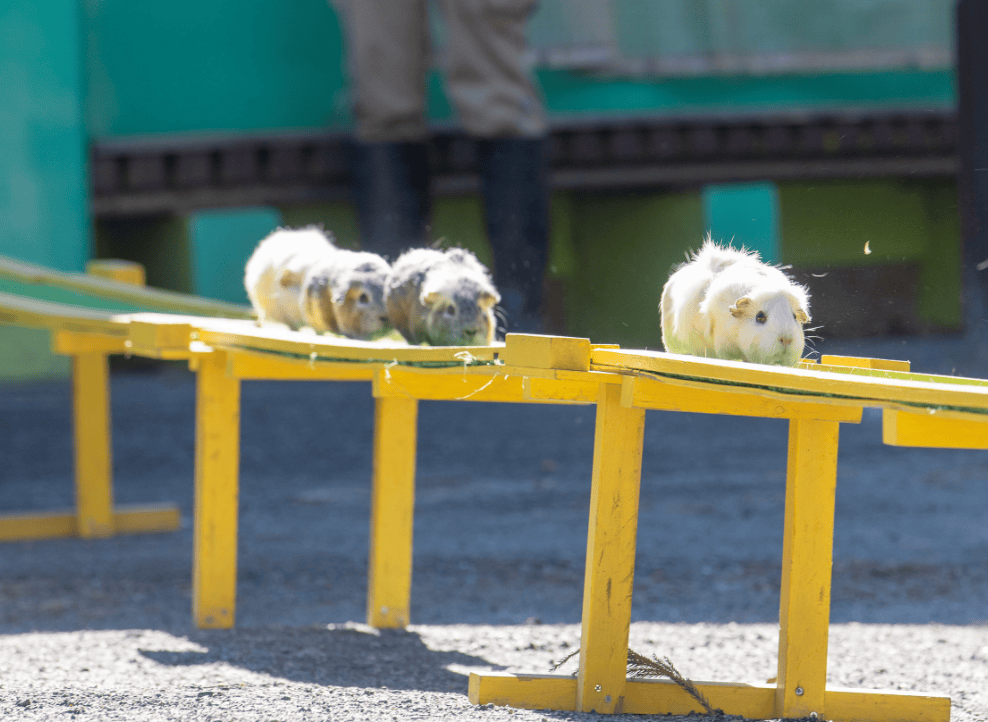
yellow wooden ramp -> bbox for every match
[5,260,984,721]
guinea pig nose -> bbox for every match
[779,335,792,346]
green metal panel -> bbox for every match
[703,182,780,264]
[189,207,282,304]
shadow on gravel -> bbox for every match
[140,625,501,693]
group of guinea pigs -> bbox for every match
[244,226,812,367]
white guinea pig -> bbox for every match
[660,238,811,367]
[244,226,391,339]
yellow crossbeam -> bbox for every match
[225,347,376,381]
[883,407,988,448]
[624,372,863,422]
[0,504,181,542]
[468,672,950,721]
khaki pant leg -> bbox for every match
[436,0,547,138]
[333,0,432,142]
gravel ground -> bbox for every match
[1,331,987,721]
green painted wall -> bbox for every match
[778,178,962,328]
[1,0,90,379]
[189,207,281,304]
[703,182,780,264]
[562,191,706,347]
[82,0,351,138]
[81,1,955,139]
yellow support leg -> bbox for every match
[776,418,839,719]
[72,352,114,538]
[577,382,646,714]
[367,395,419,628]
[193,351,241,629]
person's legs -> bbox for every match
[435,0,546,138]
[476,136,550,332]
[437,0,550,332]
[335,0,433,260]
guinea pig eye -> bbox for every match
[755,311,767,324]
[358,292,369,305]
[445,304,456,317]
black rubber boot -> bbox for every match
[477,137,551,334]
[352,140,432,262]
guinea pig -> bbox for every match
[243,226,391,339]
[385,247,500,346]
[660,238,811,367]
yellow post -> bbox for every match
[72,352,114,538]
[776,418,840,719]
[193,351,241,629]
[577,382,646,713]
[367,394,419,628]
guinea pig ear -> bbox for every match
[729,296,752,318]
[478,290,500,311]
[279,269,305,288]
[343,281,370,304]
[795,307,810,324]
[421,290,444,308]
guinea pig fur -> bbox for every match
[660,239,811,367]
[244,226,391,339]
[385,247,501,346]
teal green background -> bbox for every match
[0,0,965,377]
[1,0,90,378]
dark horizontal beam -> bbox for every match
[91,110,958,217]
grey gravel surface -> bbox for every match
[1,332,987,721]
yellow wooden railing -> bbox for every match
[0,254,253,318]
[5,260,987,721]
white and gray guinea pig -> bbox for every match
[385,247,500,346]
[244,226,391,339]
[660,237,811,367]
